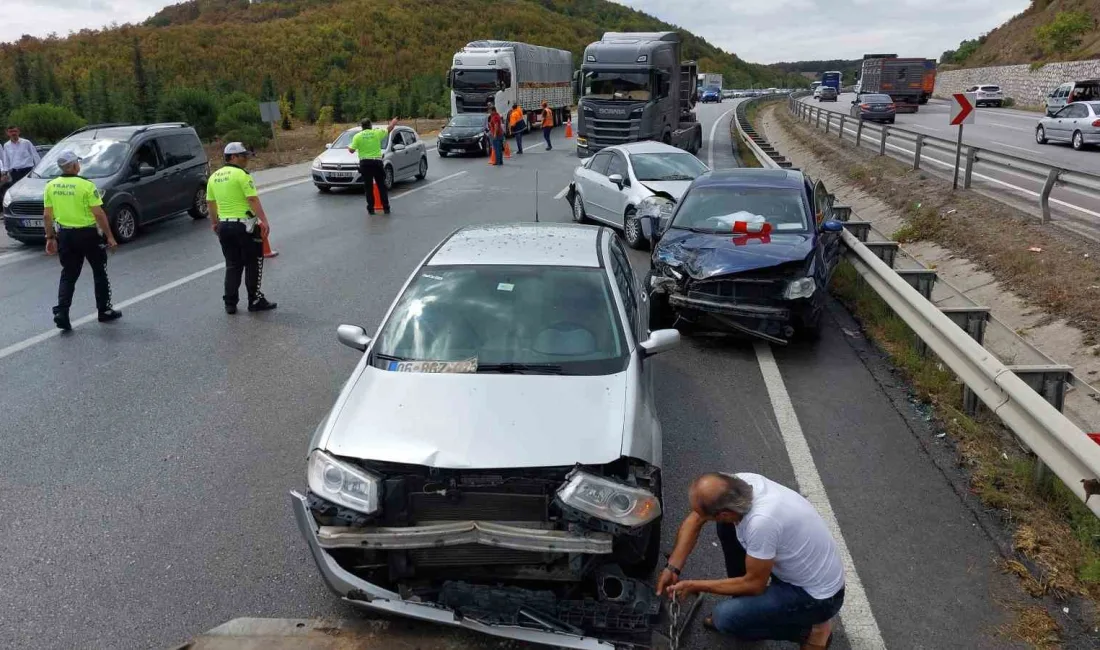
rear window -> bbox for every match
[979,85,1001,92]
[862,94,892,102]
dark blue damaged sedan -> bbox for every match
[640,168,845,344]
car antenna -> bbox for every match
[534,170,540,223]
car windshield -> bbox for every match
[862,94,892,102]
[671,186,810,233]
[584,71,651,101]
[371,265,627,375]
[33,138,129,179]
[630,153,708,181]
[452,68,498,91]
[332,129,389,150]
[447,115,487,128]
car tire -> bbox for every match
[437,149,447,158]
[188,186,208,220]
[623,207,646,250]
[647,283,675,330]
[995,101,1003,108]
[1036,126,1048,145]
[415,157,427,181]
[799,311,823,342]
[888,118,896,124]
[1073,130,1087,151]
[111,204,138,243]
[383,165,394,190]
[316,184,331,193]
[571,193,589,224]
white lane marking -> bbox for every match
[987,122,1032,132]
[709,106,738,169]
[554,186,570,200]
[754,342,887,650]
[0,250,37,268]
[256,177,312,193]
[0,170,469,362]
[993,141,1039,154]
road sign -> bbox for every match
[259,101,281,124]
[949,92,975,126]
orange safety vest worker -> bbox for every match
[509,107,524,129]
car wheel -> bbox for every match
[415,157,427,181]
[1074,130,1086,151]
[384,165,394,190]
[572,192,588,224]
[623,207,646,250]
[188,186,208,220]
[1036,126,1047,145]
[111,204,138,243]
[438,149,447,158]
[799,310,823,342]
[888,118,896,124]
[316,184,331,193]
[647,285,675,330]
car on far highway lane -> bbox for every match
[643,168,845,344]
[436,113,491,157]
[1045,79,1100,116]
[850,93,896,123]
[700,87,722,103]
[291,221,679,649]
[567,140,710,250]
[816,86,838,102]
[966,84,1004,108]
[1036,101,1100,151]
[311,125,428,193]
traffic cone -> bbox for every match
[372,181,383,212]
[487,147,496,165]
[262,228,279,258]
[565,121,574,139]
[504,140,512,158]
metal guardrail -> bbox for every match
[788,95,1100,226]
[735,94,1100,517]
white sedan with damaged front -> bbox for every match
[291,222,681,649]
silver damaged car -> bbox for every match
[291,223,681,649]
[311,125,428,192]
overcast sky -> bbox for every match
[4,0,1032,64]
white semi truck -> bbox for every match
[447,40,574,127]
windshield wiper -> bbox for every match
[656,174,695,181]
[373,352,413,362]
[477,363,565,375]
[668,225,717,234]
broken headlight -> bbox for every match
[307,450,381,515]
[637,195,675,221]
[784,277,816,300]
[557,470,661,528]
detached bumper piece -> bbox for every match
[317,520,613,554]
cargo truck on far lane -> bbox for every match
[859,55,924,113]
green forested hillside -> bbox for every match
[0,0,806,130]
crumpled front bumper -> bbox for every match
[290,490,618,649]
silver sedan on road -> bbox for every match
[311,125,428,192]
[292,222,680,649]
[567,141,709,250]
[1036,101,1100,151]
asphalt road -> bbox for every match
[0,103,1027,650]
[798,93,1100,241]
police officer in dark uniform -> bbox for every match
[42,150,121,331]
[206,142,277,314]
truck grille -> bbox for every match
[411,545,548,567]
[9,201,44,217]
[588,117,641,146]
[408,492,548,523]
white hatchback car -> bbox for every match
[311,125,428,193]
[567,141,709,250]
[292,223,680,649]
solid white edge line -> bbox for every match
[709,106,738,169]
[0,170,469,362]
[753,342,887,650]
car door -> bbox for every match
[605,151,632,226]
[155,134,199,215]
[1050,104,1077,140]
[123,138,168,222]
[812,180,842,280]
[1068,102,1091,138]
[388,130,411,179]
[403,129,426,176]
[581,152,614,221]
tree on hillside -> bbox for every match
[260,74,277,102]
[132,39,154,122]
[1035,10,1094,56]
[13,49,32,103]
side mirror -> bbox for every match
[324,142,333,149]
[640,329,680,357]
[608,173,624,189]
[392,143,406,152]
[337,324,372,352]
[820,220,844,233]
[138,163,156,177]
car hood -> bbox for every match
[317,147,359,164]
[6,175,111,202]
[655,229,813,279]
[638,180,693,201]
[322,366,628,469]
[440,126,486,138]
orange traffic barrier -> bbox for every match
[372,181,383,211]
[487,147,496,165]
[504,140,512,158]
[565,122,573,138]
[262,227,279,258]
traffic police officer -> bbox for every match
[42,150,121,331]
[348,117,397,215]
[206,142,277,314]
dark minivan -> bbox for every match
[2,122,209,244]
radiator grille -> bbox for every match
[9,201,44,217]
[410,544,547,567]
[409,492,547,523]
[689,279,782,302]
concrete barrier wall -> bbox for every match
[934,59,1100,106]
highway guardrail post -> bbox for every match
[1007,365,1073,491]
[1041,168,1061,223]
[964,147,977,189]
[879,126,889,156]
[940,307,991,346]
[913,134,924,170]
[825,113,831,135]
[838,115,846,140]
[855,120,863,147]
[815,109,822,129]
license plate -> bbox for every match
[22,219,43,228]
[328,172,353,180]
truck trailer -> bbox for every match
[920,59,937,104]
[447,41,573,127]
[859,55,924,113]
[821,71,842,92]
[574,31,702,157]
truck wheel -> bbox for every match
[661,132,671,146]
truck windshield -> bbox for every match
[452,69,498,91]
[584,72,651,101]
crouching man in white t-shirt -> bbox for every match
[657,472,845,649]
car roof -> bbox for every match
[692,168,806,190]
[607,141,688,155]
[429,223,603,268]
[65,123,196,142]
